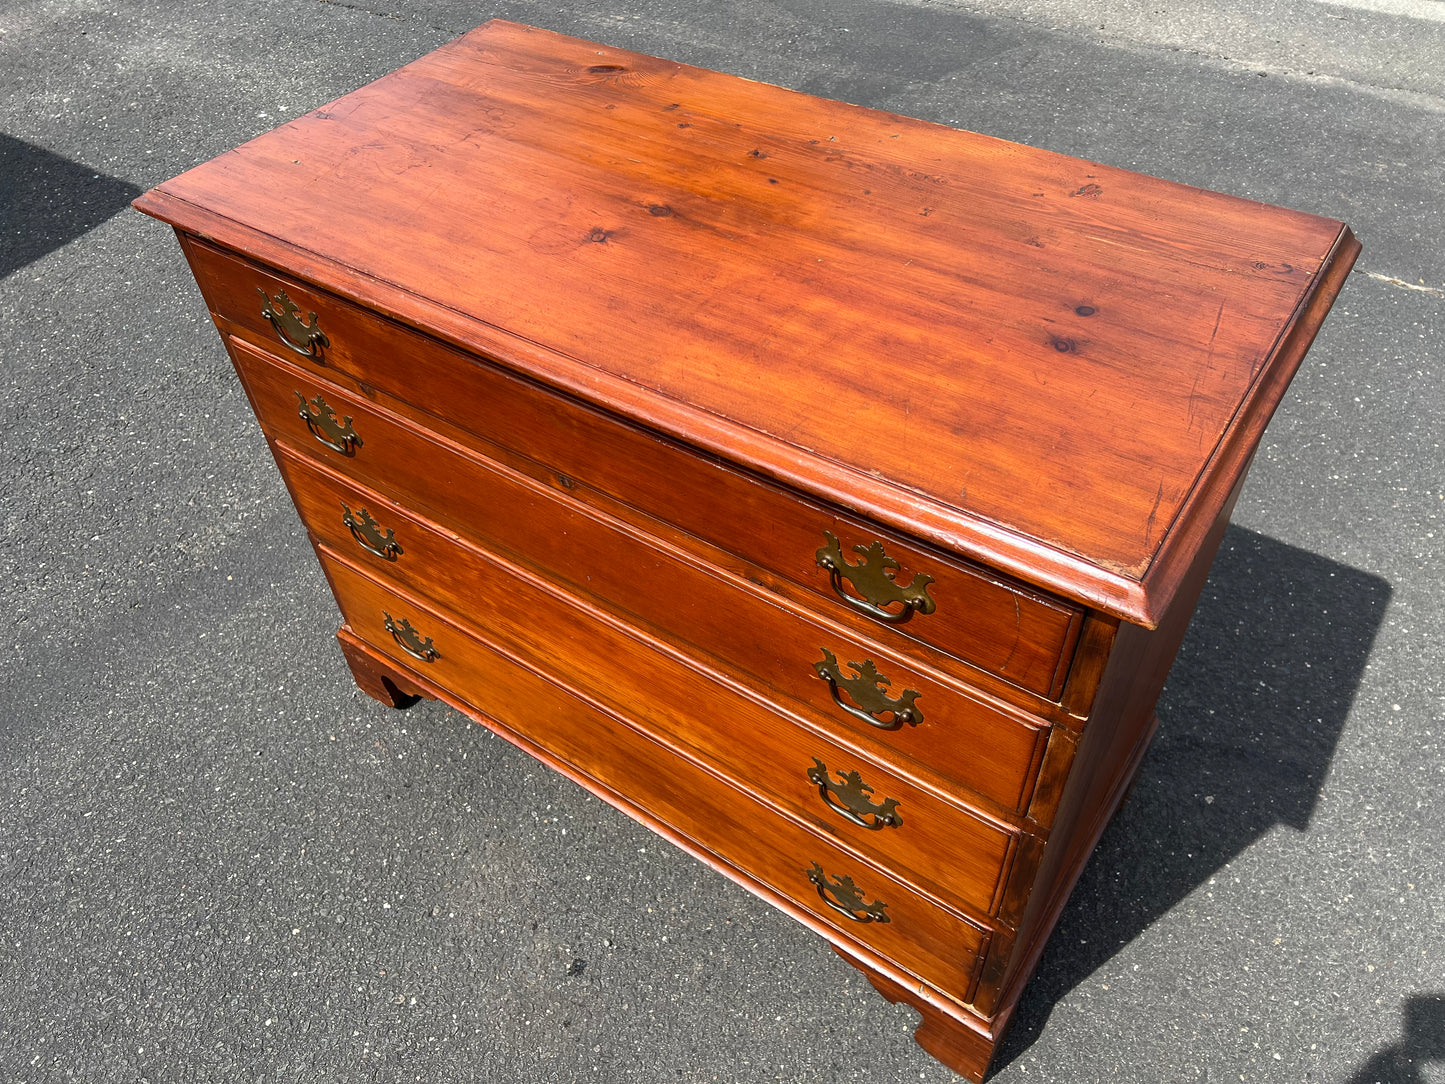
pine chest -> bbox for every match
[135,21,1358,1078]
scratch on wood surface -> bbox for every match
[1000,594,1022,672]
[1188,300,1225,429]
[1144,480,1165,549]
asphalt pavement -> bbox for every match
[1,1,1442,1081]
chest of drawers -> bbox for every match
[134,20,1357,1080]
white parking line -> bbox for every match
[1311,0,1445,22]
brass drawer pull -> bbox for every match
[383,612,438,662]
[295,392,363,454]
[258,288,330,358]
[806,862,889,924]
[814,648,923,729]
[807,757,902,830]
[815,531,935,624]
[341,502,402,560]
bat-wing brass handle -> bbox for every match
[295,392,362,454]
[813,648,923,729]
[383,613,438,662]
[815,531,935,624]
[259,288,330,358]
[341,502,402,560]
[806,757,902,830]
[806,862,889,923]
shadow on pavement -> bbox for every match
[1345,995,1445,1084]
[996,525,1392,1070]
[0,134,141,278]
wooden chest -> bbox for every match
[134,21,1358,1079]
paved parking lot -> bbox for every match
[2,1,1442,1080]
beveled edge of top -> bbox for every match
[131,20,1362,628]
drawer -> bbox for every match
[187,237,1083,699]
[320,549,991,996]
[292,470,1022,921]
[237,338,1051,819]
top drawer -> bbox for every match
[182,236,1085,699]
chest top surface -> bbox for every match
[134,19,1357,625]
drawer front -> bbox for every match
[187,237,1082,699]
[236,337,1049,819]
[290,465,1020,920]
[320,550,990,996]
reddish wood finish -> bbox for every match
[295,449,1025,922]
[185,235,1082,700]
[337,624,428,708]
[1058,613,1121,722]
[135,21,1356,1081]
[972,475,1245,1020]
[236,338,1053,821]
[319,547,991,992]
[334,597,1003,1082]
[135,20,1356,625]
[844,948,999,1083]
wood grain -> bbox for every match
[850,953,999,1083]
[133,21,1358,624]
[335,622,1001,1074]
[337,625,427,707]
[973,473,1244,1019]
[294,449,1026,923]
[319,546,991,992]
[271,432,1055,826]
[227,335,1065,821]
[185,234,1084,698]
[133,22,1358,1078]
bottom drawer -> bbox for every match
[318,546,990,998]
